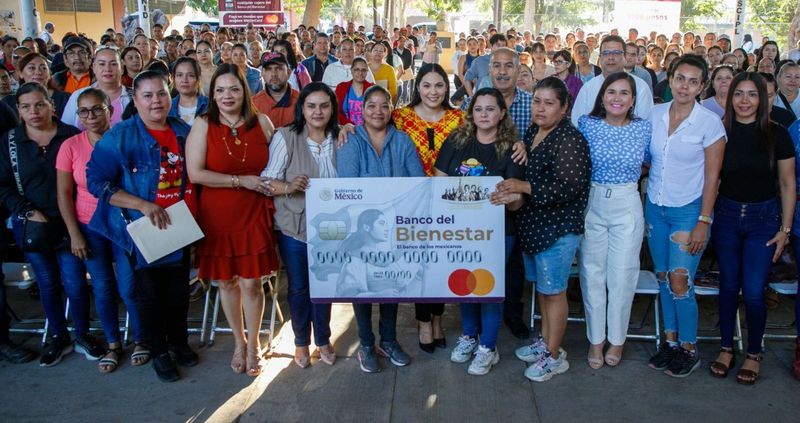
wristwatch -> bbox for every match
[697,215,713,224]
[780,226,792,234]
[24,210,35,219]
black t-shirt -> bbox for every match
[719,120,795,203]
[434,134,525,235]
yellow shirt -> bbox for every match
[371,63,398,102]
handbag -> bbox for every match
[7,129,69,253]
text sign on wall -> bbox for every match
[218,0,285,27]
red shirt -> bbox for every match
[147,128,196,212]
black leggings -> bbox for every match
[415,303,444,322]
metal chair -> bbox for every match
[4,262,45,341]
[200,271,284,351]
[626,270,661,348]
[695,284,744,351]
[763,280,798,341]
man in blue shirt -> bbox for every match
[301,33,338,82]
[463,34,507,97]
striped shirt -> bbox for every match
[261,130,337,180]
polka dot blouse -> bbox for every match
[577,115,652,184]
[516,118,592,254]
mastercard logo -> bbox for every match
[448,269,494,296]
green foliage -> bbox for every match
[748,0,797,46]
[416,0,463,22]
[320,0,368,22]
[186,0,219,16]
[476,0,598,32]
[679,0,723,32]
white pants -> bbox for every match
[579,183,644,345]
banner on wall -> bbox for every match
[306,177,506,303]
[218,0,285,27]
[611,0,681,35]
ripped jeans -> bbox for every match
[645,196,707,345]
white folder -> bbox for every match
[126,200,204,264]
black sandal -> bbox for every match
[736,353,763,385]
[709,347,736,378]
[99,347,122,374]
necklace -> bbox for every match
[220,120,248,163]
[220,114,244,145]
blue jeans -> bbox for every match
[523,233,581,295]
[460,236,514,349]
[712,196,780,354]
[80,223,140,344]
[12,216,89,338]
[788,201,800,339]
[645,196,706,345]
[353,302,398,347]
[278,232,331,347]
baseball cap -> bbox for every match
[63,36,90,52]
[260,52,289,68]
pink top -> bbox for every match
[55,132,98,224]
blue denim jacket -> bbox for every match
[244,65,264,95]
[86,114,191,268]
[168,94,209,121]
[336,125,425,178]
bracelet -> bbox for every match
[285,182,292,199]
[697,215,713,224]
[780,226,792,234]
[233,175,240,189]
[230,174,235,188]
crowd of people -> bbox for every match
[0,19,799,387]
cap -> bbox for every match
[718,34,731,41]
[260,52,289,68]
[63,36,90,52]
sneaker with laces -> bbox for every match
[665,347,700,378]
[378,340,410,367]
[467,345,499,376]
[648,342,680,371]
[39,335,73,367]
[524,351,570,382]
[515,336,567,363]
[358,345,381,373]
[74,334,105,360]
[450,335,478,363]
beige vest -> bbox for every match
[273,126,336,242]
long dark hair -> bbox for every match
[273,39,299,69]
[291,82,339,138]
[755,41,780,70]
[534,76,571,109]
[408,63,453,109]
[703,65,735,100]
[733,47,749,71]
[449,87,516,159]
[589,71,637,120]
[723,72,774,165]
[205,63,259,131]
[552,49,576,75]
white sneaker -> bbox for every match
[515,336,567,363]
[524,352,570,382]
[468,345,500,376]
[450,335,478,363]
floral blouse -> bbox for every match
[392,107,465,176]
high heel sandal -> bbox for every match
[604,344,624,367]
[247,347,264,377]
[231,345,246,374]
[709,347,736,378]
[587,342,605,369]
[736,353,762,385]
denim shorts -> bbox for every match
[523,233,581,296]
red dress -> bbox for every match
[196,121,279,280]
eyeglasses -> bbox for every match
[77,105,108,118]
[551,60,568,66]
[600,50,624,57]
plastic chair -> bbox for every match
[200,271,284,351]
[763,280,797,341]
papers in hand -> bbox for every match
[126,200,204,264]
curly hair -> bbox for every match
[448,87,517,160]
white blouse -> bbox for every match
[646,101,727,207]
[261,130,337,180]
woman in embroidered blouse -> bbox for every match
[495,77,591,382]
[262,82,337,369]
[644,55,726,378]
[391,63,464,351]
[577,73,651,369]
[701,65,735,119]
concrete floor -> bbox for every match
[1,277,798,423]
